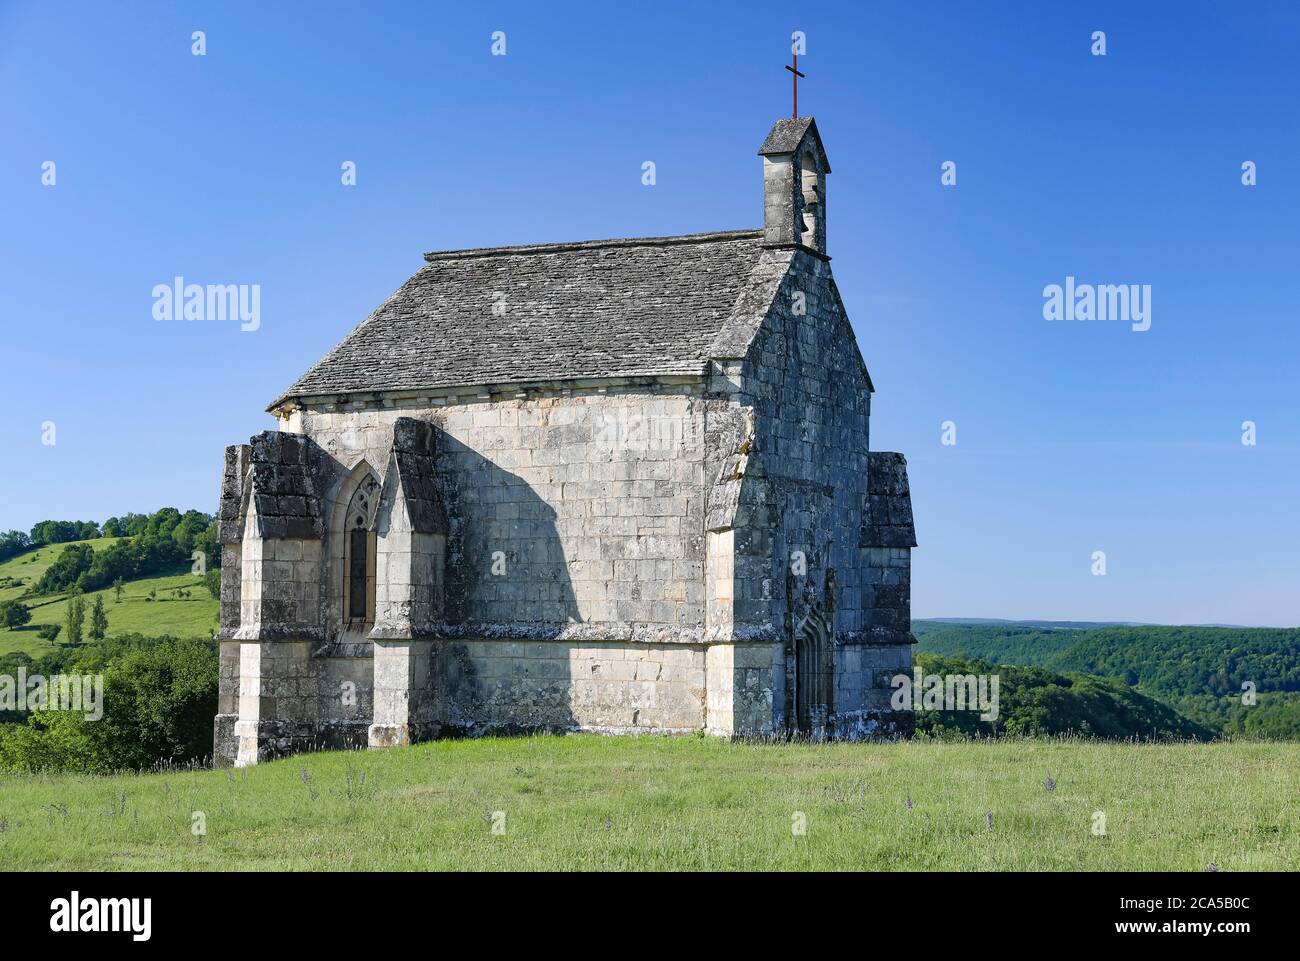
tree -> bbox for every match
[29,519,99,546]
[31,543,94,595]
[1,600,32,630]
[37,624,61,646]
[89,595,108,641]
[0,635,219,773]
[0,530,33,563]
[113,578,124,603]
[65,592,86,646]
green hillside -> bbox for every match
[0,537,122,606]
[913,620,1083,664]
[914,620,1300,738]
[913,653,1213,740]
[0,539,218,656]
[1,736,1295,871]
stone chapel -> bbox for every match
[213,117,917,766]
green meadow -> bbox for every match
[1,736,1295,871]
[0,539,218,656]
[0,538,120,606]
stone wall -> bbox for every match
[233,640,319,765]
[722,249,913,735]
[706,642,783,736]
[439,639,708,735]
[294,384,736,644]
[834,640,914,738]
[740,251,873,639]
[316,654,374,748]
[236,525,325,641]
[213,641,240,766]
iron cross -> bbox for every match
[785,51,805,118]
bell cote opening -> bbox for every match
[758,117,830,256]
[799,150,821,248]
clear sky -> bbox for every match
[2,1,1297,625]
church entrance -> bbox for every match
[794,604,833,738]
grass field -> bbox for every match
[0,539,218,656]
[1,736,1296,871]
[0,538,121,606]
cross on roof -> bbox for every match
[785,51,805,118]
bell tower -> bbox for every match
[758,117,831,255]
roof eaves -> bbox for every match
[422,229,762,263]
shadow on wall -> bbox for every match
[433,429,587,735]
[435,430,582,633]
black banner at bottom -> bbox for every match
[0,869,1282,947]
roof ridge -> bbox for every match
[422,229,762,262]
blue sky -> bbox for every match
[2,1,1297,625]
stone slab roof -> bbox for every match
[270,230,769,410]
[221,432,328,542]
[390,418,447,535]
[217,444,250,544]
[860,452,917,548]
[757,117,831,171]
[758,117,812,154]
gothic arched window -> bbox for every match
[343,474,380,624]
